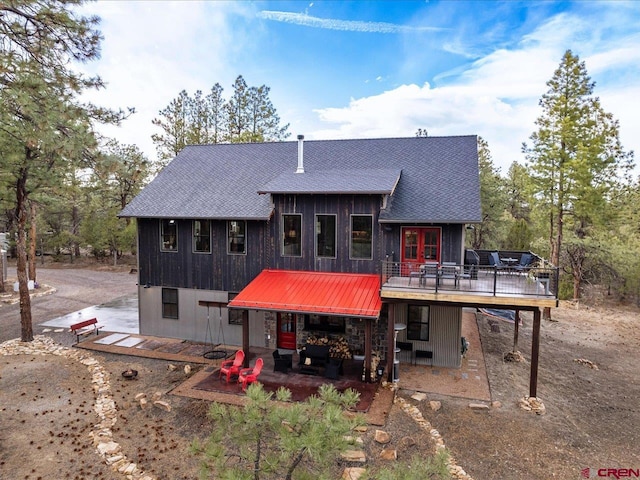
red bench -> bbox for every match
[69,318,102,343]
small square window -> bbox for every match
[162,288,179,319]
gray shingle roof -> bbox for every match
[258,168,401,195]
[119,136,481,223]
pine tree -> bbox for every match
[469,137,507,250]
[151,90,190,164]
[0,1,124,341]
[524,50,634,301]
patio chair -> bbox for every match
[219,349,245,383]
[440,262,459,286]
[324,357,343,380]
[457,264,475,286]
[488,252,506,269]
[239,357,264,391]
[272,350,293,373]
[514,253,535,273]
[421,262,440,285]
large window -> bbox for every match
[228,220,246,254]
[282,214,302,257]
[160,219,177,251]
[315,214,336,258]
[407,305,429,341]
[193,220,211,253]
[304,314,345,333]
[162,288,179,319]
[350,215,373,259]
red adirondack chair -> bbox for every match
[239,357,264,391]
[219,350,245,383]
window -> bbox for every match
[282,214,302,257]
[228,220,246,254]
[160,219,177,251]
[315,214,336,258]
[407,305,429,341]
[162,288,179,319]
[350,215,373,259]
[304,314,345,333]
[193,220,211,253]
[228,293,243,325]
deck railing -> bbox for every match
[380,261,559,299]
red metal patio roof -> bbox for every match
[227,269,382,318]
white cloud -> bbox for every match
[258,10,444,33]
[310,10,640,175]
[78,1,249,158]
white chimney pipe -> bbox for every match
[296,134,304,173]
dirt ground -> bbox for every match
[1,261,639,479]
[400,293,640,479]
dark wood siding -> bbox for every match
[136,198,466,291]
[380,223,463,264]
[138,218,268,291]
[269,194,383,274]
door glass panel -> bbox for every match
[403,230,418,260]
[423,230,439,261]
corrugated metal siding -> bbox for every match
[138,286,266,347]
[430,306,462,368]
[395,304,462,368]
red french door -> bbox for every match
[401,227,441,272]
[277,312,297,350]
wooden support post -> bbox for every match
[242,310,250,368]
[386,305,395,383]
[364,318,373,383]
[513,309,520,352]
[529,308,541,398]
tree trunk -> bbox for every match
[0,250,5,293]
[16,166,34,342]
[28,201,37,284]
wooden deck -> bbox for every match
[381,266,558,309]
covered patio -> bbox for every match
[228,269,384,383]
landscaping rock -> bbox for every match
[374,429,391,444]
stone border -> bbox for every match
[395,395,474,480]
[0,335,156,480]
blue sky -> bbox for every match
[79,1,640,175]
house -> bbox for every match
[120,135,557,391]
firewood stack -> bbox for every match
[305,335,353,359]
[362,353,380,382]
[329,336,352,359]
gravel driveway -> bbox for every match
[0,265,138,344]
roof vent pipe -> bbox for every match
[296,134,304,174]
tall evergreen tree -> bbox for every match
[151,89,190,164]
[224,75,251,143]
[469,136,507,250]
[0,1,124,341]
[152,76,290,158]
[524,50,634,301]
